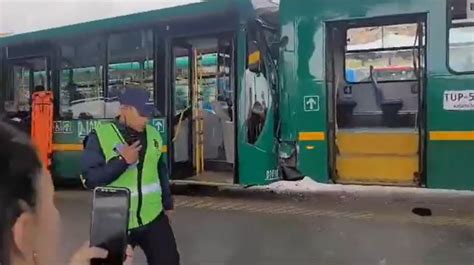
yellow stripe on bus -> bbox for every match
[52,144,83,151]
[298,132,325,141]
[429,131,474,141]
[161,145,168,153]
[53,144,169,153]
[248,51,261,65]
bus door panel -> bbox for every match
[237,23,279,185]
[170,42,194,179]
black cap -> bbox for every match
[119,86,154,118]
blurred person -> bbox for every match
[33,85,45,93]
[0,121,133,265]
[81,86,180,265]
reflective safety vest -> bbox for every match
[95,123,163,229]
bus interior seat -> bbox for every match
[369,66,403,126]
[336,89,357,128]
[211,101,231,121]
[78,113,94,120]
[71,100,104,119]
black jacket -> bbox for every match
[80,121,173,210]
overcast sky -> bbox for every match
[0,0,201,35]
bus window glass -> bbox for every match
[6,58,48,113]
[59,38,105,119]
[174,48,191,114]
[108,29,154,118]
[345,23,422,82]
[448,0,474,72]
[216,38,233,108]
[199,53,218,111]
[245,34,272,144]
[7,66,30,112]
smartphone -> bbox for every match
[90,187,130,265]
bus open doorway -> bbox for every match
[170,34,236,185]
[326,15,427,186]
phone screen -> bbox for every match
[90,187,130,265]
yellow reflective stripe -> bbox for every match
[53,144,168,152]
[429,131,474,141]
[299,132,325,141]
[131,183,161,197]
[53,144,83,151]
[161,145,168,153]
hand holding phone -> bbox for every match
[69,242,108,265]
[69,242,134,265]
[90,187,130,265]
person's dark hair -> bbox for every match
[0,122,42,265]
[34,85,45,93]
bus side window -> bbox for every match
[7,58,48,113]
[448,0,474,73]
[8,66,30,112]
[107,29,154,118]
[59,37,105,120]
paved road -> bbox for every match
[56,191,474,265]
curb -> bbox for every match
[170,181,474,206]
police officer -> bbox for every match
[81,86,180,265]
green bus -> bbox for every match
[2,0,473,190]
[0,0,280,186]
[278,0,474,190]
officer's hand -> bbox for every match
[120,141,142,165]
[69,241,108,265]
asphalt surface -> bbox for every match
[55,190,474,265]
